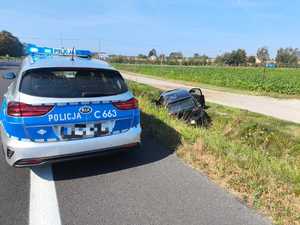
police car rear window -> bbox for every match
[20,68,128,98]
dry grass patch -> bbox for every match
[178,140,300,225]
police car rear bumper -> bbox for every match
[0,125,141,167]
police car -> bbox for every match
[0,45,141,167]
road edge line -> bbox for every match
[29,165,62,225]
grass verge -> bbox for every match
[129,81,300,225]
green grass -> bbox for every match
[0,56,21,60]
[116,64,300,97]
[128,81,300,225]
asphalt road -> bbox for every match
[0,66,271,225]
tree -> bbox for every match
[137,54,147,59]
[108,55,128,63]
[256,47,270,65]
[158,54,166,64]
[247,56,256,65]
[0,31,24,57]
[276,48,298,67]
[193,53,200,58]
[215,52,231,65]
[216,49,247,66]
[192,54,208,65]
[231,49,247,66]
[169,52,183,59]
[159,54,166,61]
[148,48,157,58]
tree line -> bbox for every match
[0,30,299,67]
[110,47,300,67]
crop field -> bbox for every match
[115,64,300,96]
[128,81,300,225]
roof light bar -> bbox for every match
[24,44,92,58]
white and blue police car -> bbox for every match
[0,45,141,167]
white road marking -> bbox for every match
[30,165,62,225]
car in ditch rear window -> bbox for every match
[155,88,209,126]
[0,48,141,167]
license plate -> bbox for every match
[60,123,108,139]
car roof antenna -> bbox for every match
[71,47,76,61]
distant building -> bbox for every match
[207,58,216,64]
[149,55,157,61]
[255,57,276,66]
[255,56,262,64]
[265,59,277,68]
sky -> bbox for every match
[1,0,299,57]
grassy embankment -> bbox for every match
[129,81,300,225]
[116,64,300,98]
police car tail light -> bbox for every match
[113,98,138,110]
[7,102,53,117]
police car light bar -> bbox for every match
[25,44,92,58]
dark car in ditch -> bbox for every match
[155,88,210,127]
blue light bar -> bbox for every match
[29,47,39,53]
[24,44,92,58]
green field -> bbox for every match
[128,81,300,225]
[115,64,300,96]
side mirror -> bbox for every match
[2,72,16,80]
